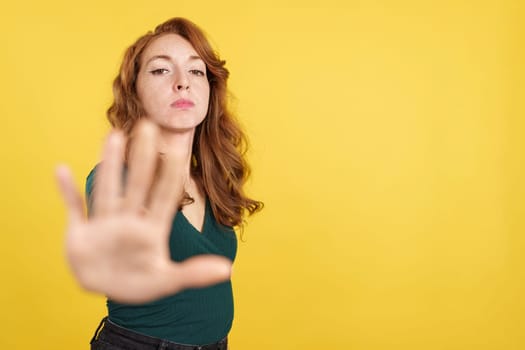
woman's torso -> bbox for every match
[86,167,237,345]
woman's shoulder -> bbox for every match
[85,163,129,200]
[85,164,100,196]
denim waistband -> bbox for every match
[91,317,228,350]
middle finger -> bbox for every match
[123,119,159,212]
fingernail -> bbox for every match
[108,130,124,144]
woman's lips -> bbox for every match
[171,99,195,109]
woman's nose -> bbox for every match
[175,83,189,91]
[173,71,190,91]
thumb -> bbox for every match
[167,255,233,292]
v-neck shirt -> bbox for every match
[85,166,237,345]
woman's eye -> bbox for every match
[189,69,205,76]
[149,68,169,75]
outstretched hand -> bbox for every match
[56,120,232,304]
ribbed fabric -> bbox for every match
[86,166,237,345]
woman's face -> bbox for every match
[136,34,210,131]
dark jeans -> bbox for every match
[91,317,228,350]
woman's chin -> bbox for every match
[151,118,203,134]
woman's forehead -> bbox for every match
[141,34,200,63]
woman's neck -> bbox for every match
[157,128,196,180]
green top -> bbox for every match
[86,166,237,345]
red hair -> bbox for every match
[107,17,262,228]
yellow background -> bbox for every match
[0,0,523,349]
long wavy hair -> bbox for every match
[107,17,263,228]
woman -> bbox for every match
[56,17,262,350]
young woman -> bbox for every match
[56,17,262,350]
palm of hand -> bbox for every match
[57,121,231,303]
[66,215,172,303]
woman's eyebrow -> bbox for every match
[145,55,171,65]
[145,54,203,65]
[188,55,203,62]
